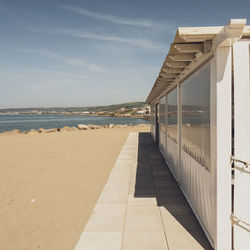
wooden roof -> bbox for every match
[146,19,250,104]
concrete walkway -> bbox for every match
[75,132,212,250]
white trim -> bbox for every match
[213,46,232,250]
[232,40,250,249]
[177,82,181,184]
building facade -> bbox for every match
[146,19,250,250]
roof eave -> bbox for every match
[146,19,249,104]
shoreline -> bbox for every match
[0,123,149,135]
[0,112,150,121]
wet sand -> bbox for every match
[0,126,149,250]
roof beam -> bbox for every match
[160,84,171,87]
[165,61,189,68]
[243,26,250,37]
[213,19,246,48]
[146,19,249,104]
[174,43,203,53]
[162,68,183,74]
[203,40,212,53]
[173,41,212,54]
[168,54,194,61]
[158,72,180,78]
[158,78,176,83]
[159,77,177,82]
[158,78,174,82]
[178,26,223,36]
[160,73,179,78]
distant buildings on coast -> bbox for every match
[0,105,150,120]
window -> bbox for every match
[159,96,166,132]
[181,62,210,170]
[167,88,177,143]
[150,104,155,124]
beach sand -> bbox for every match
[0,126,149,250]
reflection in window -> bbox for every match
[167,88,177,142]
[150,104,155,124]
[181,62,210,170]
[159,96,166,132]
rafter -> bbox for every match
[168,54,194,61]
[146,19,250,104]
[165,61,189,68]
[161,68,183,74]
[174,43,203,53]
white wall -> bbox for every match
[233,40,250,250]
[157,53,232,249]
[149,41,248,250]
[212,46,232,250]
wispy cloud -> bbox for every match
[58,5,176,32]
[14,47,159,79]
[25,27,165,51]
[15,48,104,73]
[64,57,103,73]
[0,67,96,87]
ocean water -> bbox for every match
[0,114,148,133]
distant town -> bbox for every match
[0,102,150,120]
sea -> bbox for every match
[0,114,148,133]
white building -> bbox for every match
[136,110,147,114]
[146,19,250,250]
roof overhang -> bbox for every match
[146,19,250,104]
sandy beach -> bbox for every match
[0,126,149,250]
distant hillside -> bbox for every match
[0,102,147,113]
[85,102,147,112]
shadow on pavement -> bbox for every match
[134,132,213,250]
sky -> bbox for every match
[0,0,249,108]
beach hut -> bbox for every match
[146,19,250,250]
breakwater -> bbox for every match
[0,114,149,133]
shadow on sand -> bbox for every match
[134,132,213,250]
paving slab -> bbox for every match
[106,175,131,186]
[74,132,212,250]
[163,203,193,215]
[97,184,129,204]
[84,204,126,232]
[128,195,157,205]
[75,232,122,250]
[122,231,168,250]
[124,204,164,232]
[160,208,212,250]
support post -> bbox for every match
[212,46,232,250]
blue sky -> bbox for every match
[0,0,249,108]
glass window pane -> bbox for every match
[181,62,210,170]
[150,104,155,124]
[159,96,166,132]
[167,88,177,142]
